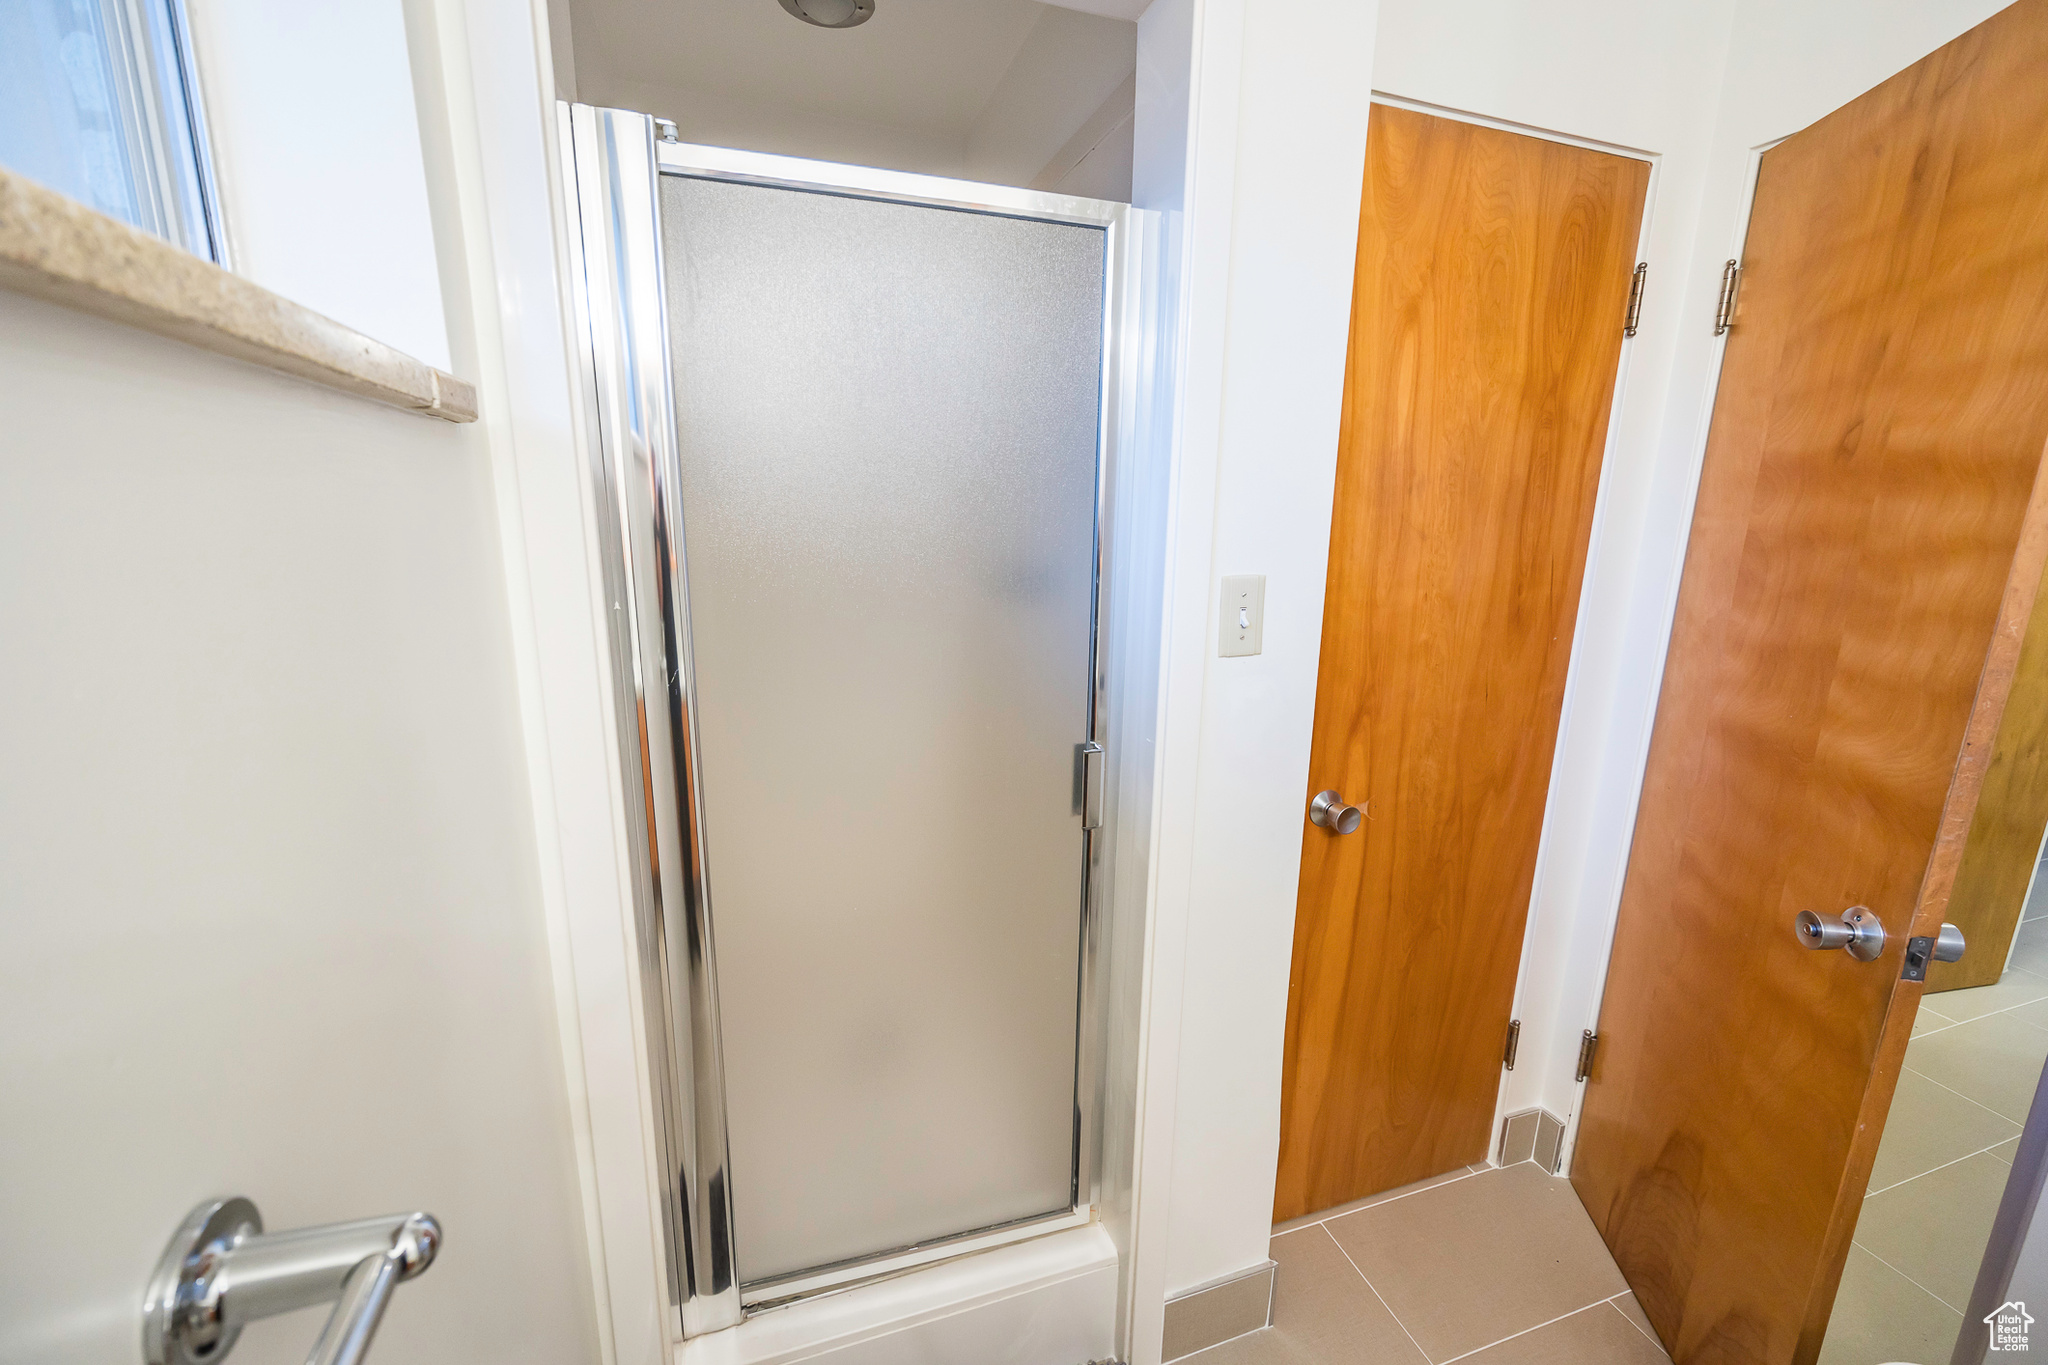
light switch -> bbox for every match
[1219,574,1265,657]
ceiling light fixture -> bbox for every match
[777,0,874,28]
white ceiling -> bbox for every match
[564,0,1136,188]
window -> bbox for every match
[0,0,229,263]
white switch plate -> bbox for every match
[1219,574,1265,657]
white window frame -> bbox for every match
[58,0,232,263]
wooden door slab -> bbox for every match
[1930,551,2048,992]
[1275,105,1647,1222]
[1571,3,2048,1359]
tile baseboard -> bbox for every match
[1500,1107,1568,1173]
[1535,1109,1566,1172]
[1501,1110,1539,1165]
[1161,1260,1274,1361]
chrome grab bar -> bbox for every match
[144,1196,441,1365]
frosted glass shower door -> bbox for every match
[657,172,1106,1288]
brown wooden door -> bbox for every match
[1274,105,1648,1223]
[1570,3,2048,1360]
[1930,556,2048,993]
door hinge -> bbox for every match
[1714,259,1742,335]
[1575,1029,1599,1083]
[1503,1019,1521,1070]
[1075,741,1105,830]
[1624,262,1648,336]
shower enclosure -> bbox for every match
[559,105,1143,1336]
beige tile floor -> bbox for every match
[1193,1162,1669,1365]
[1817,908,2048,1365]
[1193,909,2048,1365]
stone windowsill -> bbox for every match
[0,166,476,424]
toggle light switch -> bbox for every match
[1219,574,1265,657]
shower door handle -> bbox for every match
[1077,741,1105,829]
[144,1196,441,1365]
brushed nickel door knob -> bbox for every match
[1309,790,1362,835]
[1792,905,1886,962]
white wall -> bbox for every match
[0,292,595,1364]
[403,0,661,1358]
[1102,7,1194,1355]
[961,6,1135,186]
[1037,78,1136,198]
[1142,0,1379,1300]
[0,2,615,1359]
[187,0,452,368]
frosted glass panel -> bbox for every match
[659,175,1105,1285]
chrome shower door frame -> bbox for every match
[560,103,742,1337]
[559,103,1143,1337]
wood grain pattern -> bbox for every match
[1797,444,2048,1358]
[1929,550,2048,992]
[1570,3,2048,1360]
[1274,105,1648,1222]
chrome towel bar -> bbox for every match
[144,1196,441,1365]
